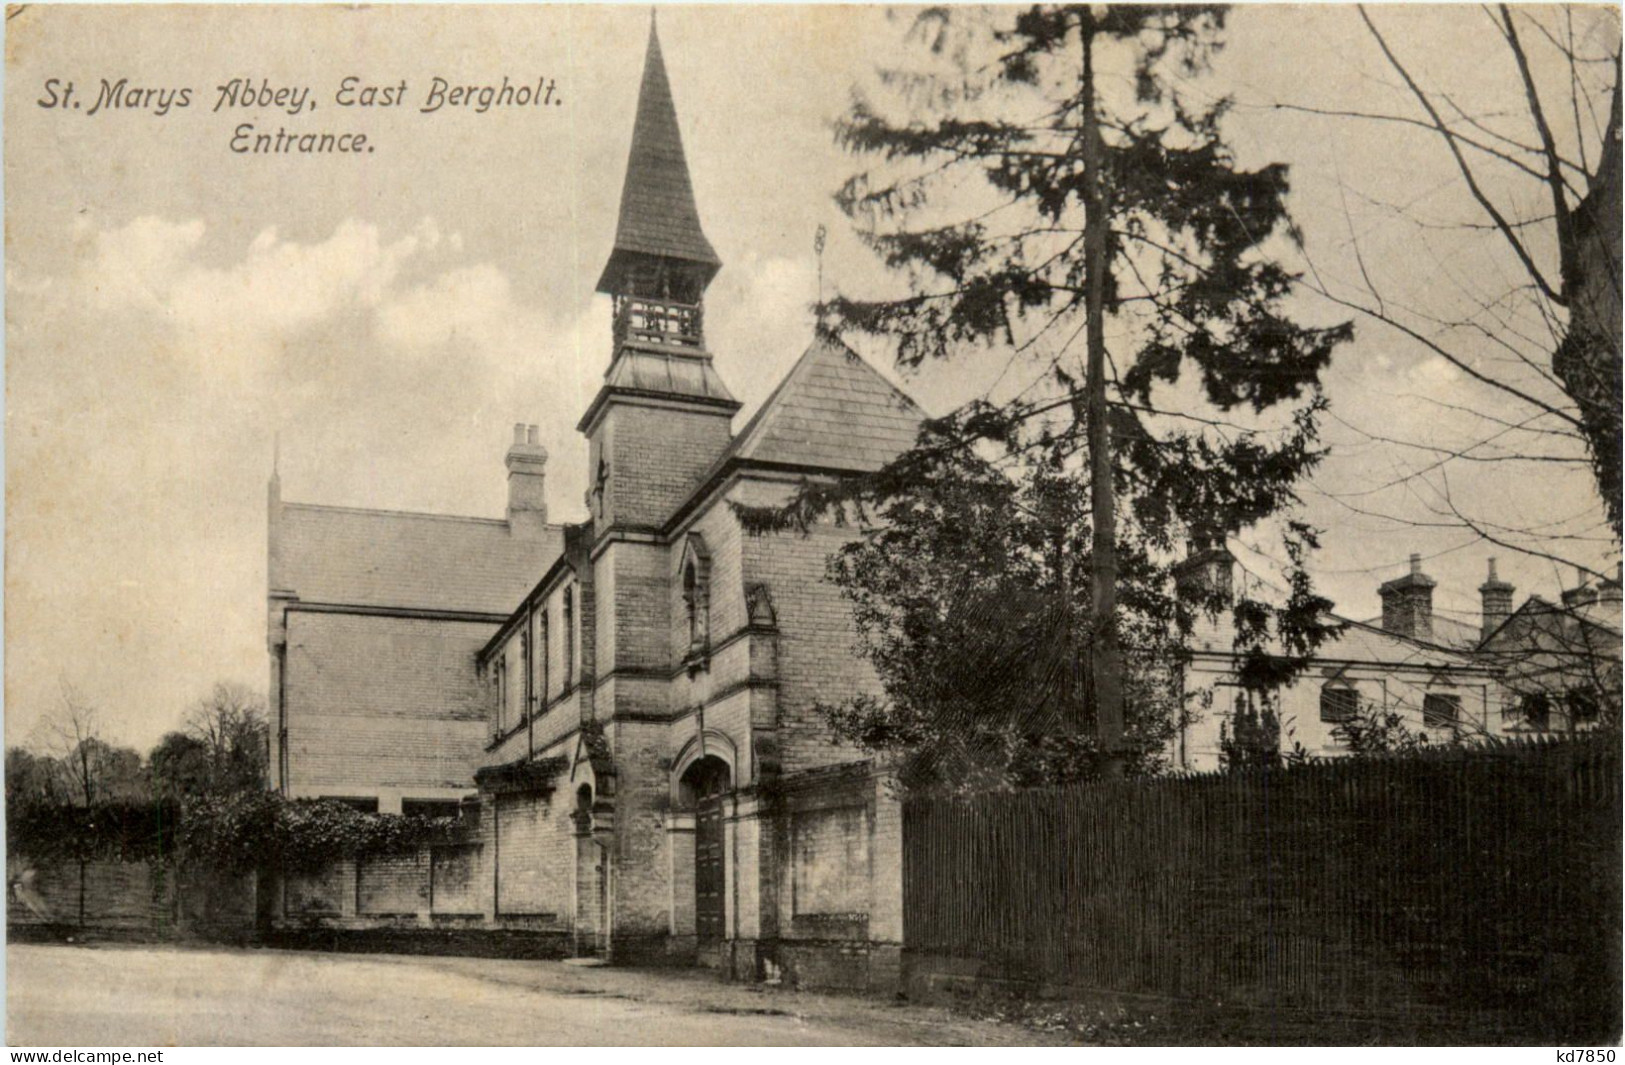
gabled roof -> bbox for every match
[595,18,719,293]
[1479,593,1625,652]
[725,332,923,473]
[275,503,562,616]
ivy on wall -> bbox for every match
[8,792,463,873]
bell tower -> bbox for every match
[579,16,740,533]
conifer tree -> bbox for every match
[752,5,1354,782]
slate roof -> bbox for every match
[1358,612,1484,652]
[724,332,924,473]
[595,19,719,293]
[1191,608,1486,671]
[275,503,562,615]
[602,347,738,405]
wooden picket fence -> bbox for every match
[903,736,1621,1038]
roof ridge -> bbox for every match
[283,500,562,529]
[1328,613,1481,660]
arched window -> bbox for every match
[1320,683,1358,724]
[679,534,711,660]
[683,560,705,651]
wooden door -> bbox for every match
[695,795,725,944]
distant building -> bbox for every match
[1174,543,1622,770]
[1479,564,1623,734]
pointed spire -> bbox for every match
[595,15,720,295]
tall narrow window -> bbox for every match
[679,534,711,662]
[494,659,507,734]
[683,560,702,651]
[519,631,531,724]
[540,609,550,709]
[563,586,575,689]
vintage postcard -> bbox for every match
[4,2,1620,1049]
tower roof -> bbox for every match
[595,18,721,294]
[726,332,923,472]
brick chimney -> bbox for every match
[1600,561,1624,605]
[1477,557,1514,642]
[1379,552,1436,641]
[1562,565,1603,609]
[1173,525,1234,606]
[506,423,549,538]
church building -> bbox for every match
[267,21,921,985]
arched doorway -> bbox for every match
[679,755,731,956]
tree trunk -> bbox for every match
[1081,11,1125,758]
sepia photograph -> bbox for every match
[3,1,1621,1048]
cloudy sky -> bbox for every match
[6,4,1618,752]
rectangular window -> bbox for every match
[1320,686,1358,723]
[1423,693,1461,729]
[1566,688,1600,724]
[1520,692,1551,730]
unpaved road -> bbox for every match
[7,943,1061,1046]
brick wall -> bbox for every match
[603,543,673,679]
[594,402,733,531]
[283,612,493,799]
[734,481,881,774]
[8,858,256,940]
[429,844,482,915]
[286,861,351,916]
[357,852,428,916]
[791,805,869,917]
[494,792,571,918]
[609,718,673,938]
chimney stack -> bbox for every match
[1379,552,1436,641]
[1562,565,1603,609]
[506,423,549,538]
[1478,557,1514,642]
[1600,562,1624,605]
